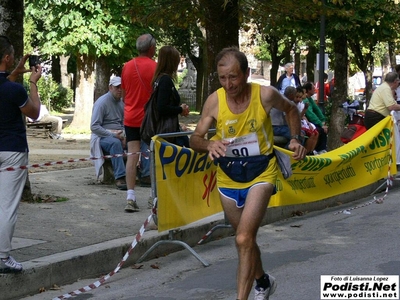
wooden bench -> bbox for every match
[102,158,116,184]
[26,122,53,138]
[101,155,128,185]
[26,119,68,139]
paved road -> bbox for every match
[21,187,400,300]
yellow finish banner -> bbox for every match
[154,139,221,232]
[153,116,397,231]
[271,116,397,206]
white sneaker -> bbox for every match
[254,275,277,300]
[0,256,23,273]
[124,199,139,212]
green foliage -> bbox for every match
[24,0,144,69]
[23,75,73,112]
[62,125,91,135]
[254,42,272,61]
[23,18,36,55]
[176,69,188,89]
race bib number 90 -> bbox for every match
[225,133,261,157]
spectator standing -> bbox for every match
[90,76,126,190]
[270,86,295,143]
[121,34,157,212]
[315,73,330,103]
[276,62,301,94]
[393,65,400,103]
[27,104,63,139]
[150,46,190,146]
[190,47,306,300]
[365,72,400,129]
[303,82,328,154]
[0,36,42,273]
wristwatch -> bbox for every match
[290,135,303,143]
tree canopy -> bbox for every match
[22,0,400,145]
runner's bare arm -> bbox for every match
[260,86,306,160]
[190,93,228,160]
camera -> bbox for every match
[29,55,40,67]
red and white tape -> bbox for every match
[52,213,153,300]
[0,150,152,297]
[0,151,147,173]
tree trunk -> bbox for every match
[60,55,70,89]
[94,56,111,102]
[51,55,61,84]
[267,36,293,87]
[364,64,374,107]
[70,54,95,130]
[201,0,239,95]
[200,51,211,113]
[269,56,280,87]
[294,51,300,77]
[189,51,206,112]
[388,41,396,69]
[0,1,23,65]
[327,35,348,151]
[348,40,375,107]
[306,43,317,83]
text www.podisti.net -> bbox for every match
[321,275,399,299]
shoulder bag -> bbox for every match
[140,78,179,145]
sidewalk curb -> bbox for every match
[2,179,396,300]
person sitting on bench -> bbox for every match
[90,76,127,190]
[27,104,63,139]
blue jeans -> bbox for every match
[139,141,150,178]
[272,125,291,140]
[100,136,125,180]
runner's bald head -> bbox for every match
[216,47,248,74]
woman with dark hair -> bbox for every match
[151,46,190,146]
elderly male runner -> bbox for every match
[190,47,306,300]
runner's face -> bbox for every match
[217,55,248,98]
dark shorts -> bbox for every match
[364,110,385,130]
[124,126,140,142]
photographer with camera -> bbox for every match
[26,54,64,139]
[0,36,42,273]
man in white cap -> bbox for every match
[90,76,126,190]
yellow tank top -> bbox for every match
[215,83,277,188]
